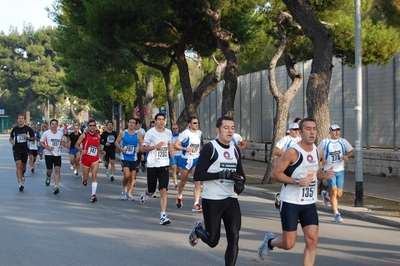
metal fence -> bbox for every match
[175,53,400,150]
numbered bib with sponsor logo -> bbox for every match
[218,162,237,184]
[87,145,98,156]
[125,144,135,155]
[51,139,60,147]
[17,134,27,143]
[298,170,316,203]
[29,140,37,149]
[156,146,169,160]
[191,144,200,156]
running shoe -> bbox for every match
[257,232,275,260]
[91,194,97,203]
[152,191,157,198]
[188,221,203,247]
[82,178,88,186]
[192,204,202,212]
[174,182,179,190]
[334,213,343,223]
[176,197,183,209]
[120,190,127,200]
[70,164,74,170]
[159,216,171,225]
[141,165,146,173]
[274,192,280,209]
[140,190,148,204]
[106,170,109,178]
[19,184,24,192]
[31,168,34,173]
[75,173,79,178]
[45,177,51,187]
[321,190,330,206]
[110,174,114,182]
[53,186,59,195]
[40,155,43,160]
[126,193,134,201]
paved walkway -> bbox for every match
[241,159,400,229]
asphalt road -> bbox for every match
[1,135,399,266]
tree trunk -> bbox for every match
[262,11,303,184]
[70,103,80,124]
[283,0,333,143]
[156,60,176,127]
[175,47,198,126]
[204,3,237,118]
[132,68,145,126]
[51,101,57,118]
[25,94,34,124]
[175,58,227,130]
[144,74,154,129]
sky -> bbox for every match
[0,0,56,33]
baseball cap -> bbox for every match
[288,123,299,130]
[329,124,341,131]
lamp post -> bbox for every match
[354,0,363,207]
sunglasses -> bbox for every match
[89,124,96,127]
[191,122,199,124]
[172,128,179,130]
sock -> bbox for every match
[194,201,199,205]
[92,182,98,195]
[268,238,274,250]
[160,212,166,218]
[177,194,182,199]
[334,211,339,215]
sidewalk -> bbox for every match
[241,159,400,229]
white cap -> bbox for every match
[288,123,299,130]
[329,124,341,131]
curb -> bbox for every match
[243,185,400,229]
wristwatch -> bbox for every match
[295,179,300,185]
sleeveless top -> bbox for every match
[279,143,319,205]
[120,130,138,162]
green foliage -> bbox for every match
[0,26,64,121]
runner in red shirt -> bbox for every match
[75,119,105,203]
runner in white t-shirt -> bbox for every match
[140,113,174,225]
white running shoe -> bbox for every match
[159,216,171,225]
[152,191,157,198]
[140,190,148,204]
[334,213,343,223]
[257,232,275,260]
[321,190,330,206]
[188,221,203,247]
[120,190,127,200]
[126,193,134,201]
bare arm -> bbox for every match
[272,146,283,157]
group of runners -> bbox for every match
[10,113,354,266]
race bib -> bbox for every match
[51,138,60,147]
[191,144,200,155]
[87,145,98,156]
[156,147,169,160]
[218,163,237,184]
[17,134,27,143]
[329,150,342,163]
[125,144,135,155]
[29,141,37,149]
[298,170,316,202]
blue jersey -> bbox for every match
[121,130,138,162]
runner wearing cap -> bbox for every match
[318,124,354,223]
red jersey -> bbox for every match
[81,132,101,161]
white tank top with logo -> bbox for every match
[279,144,319,205]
